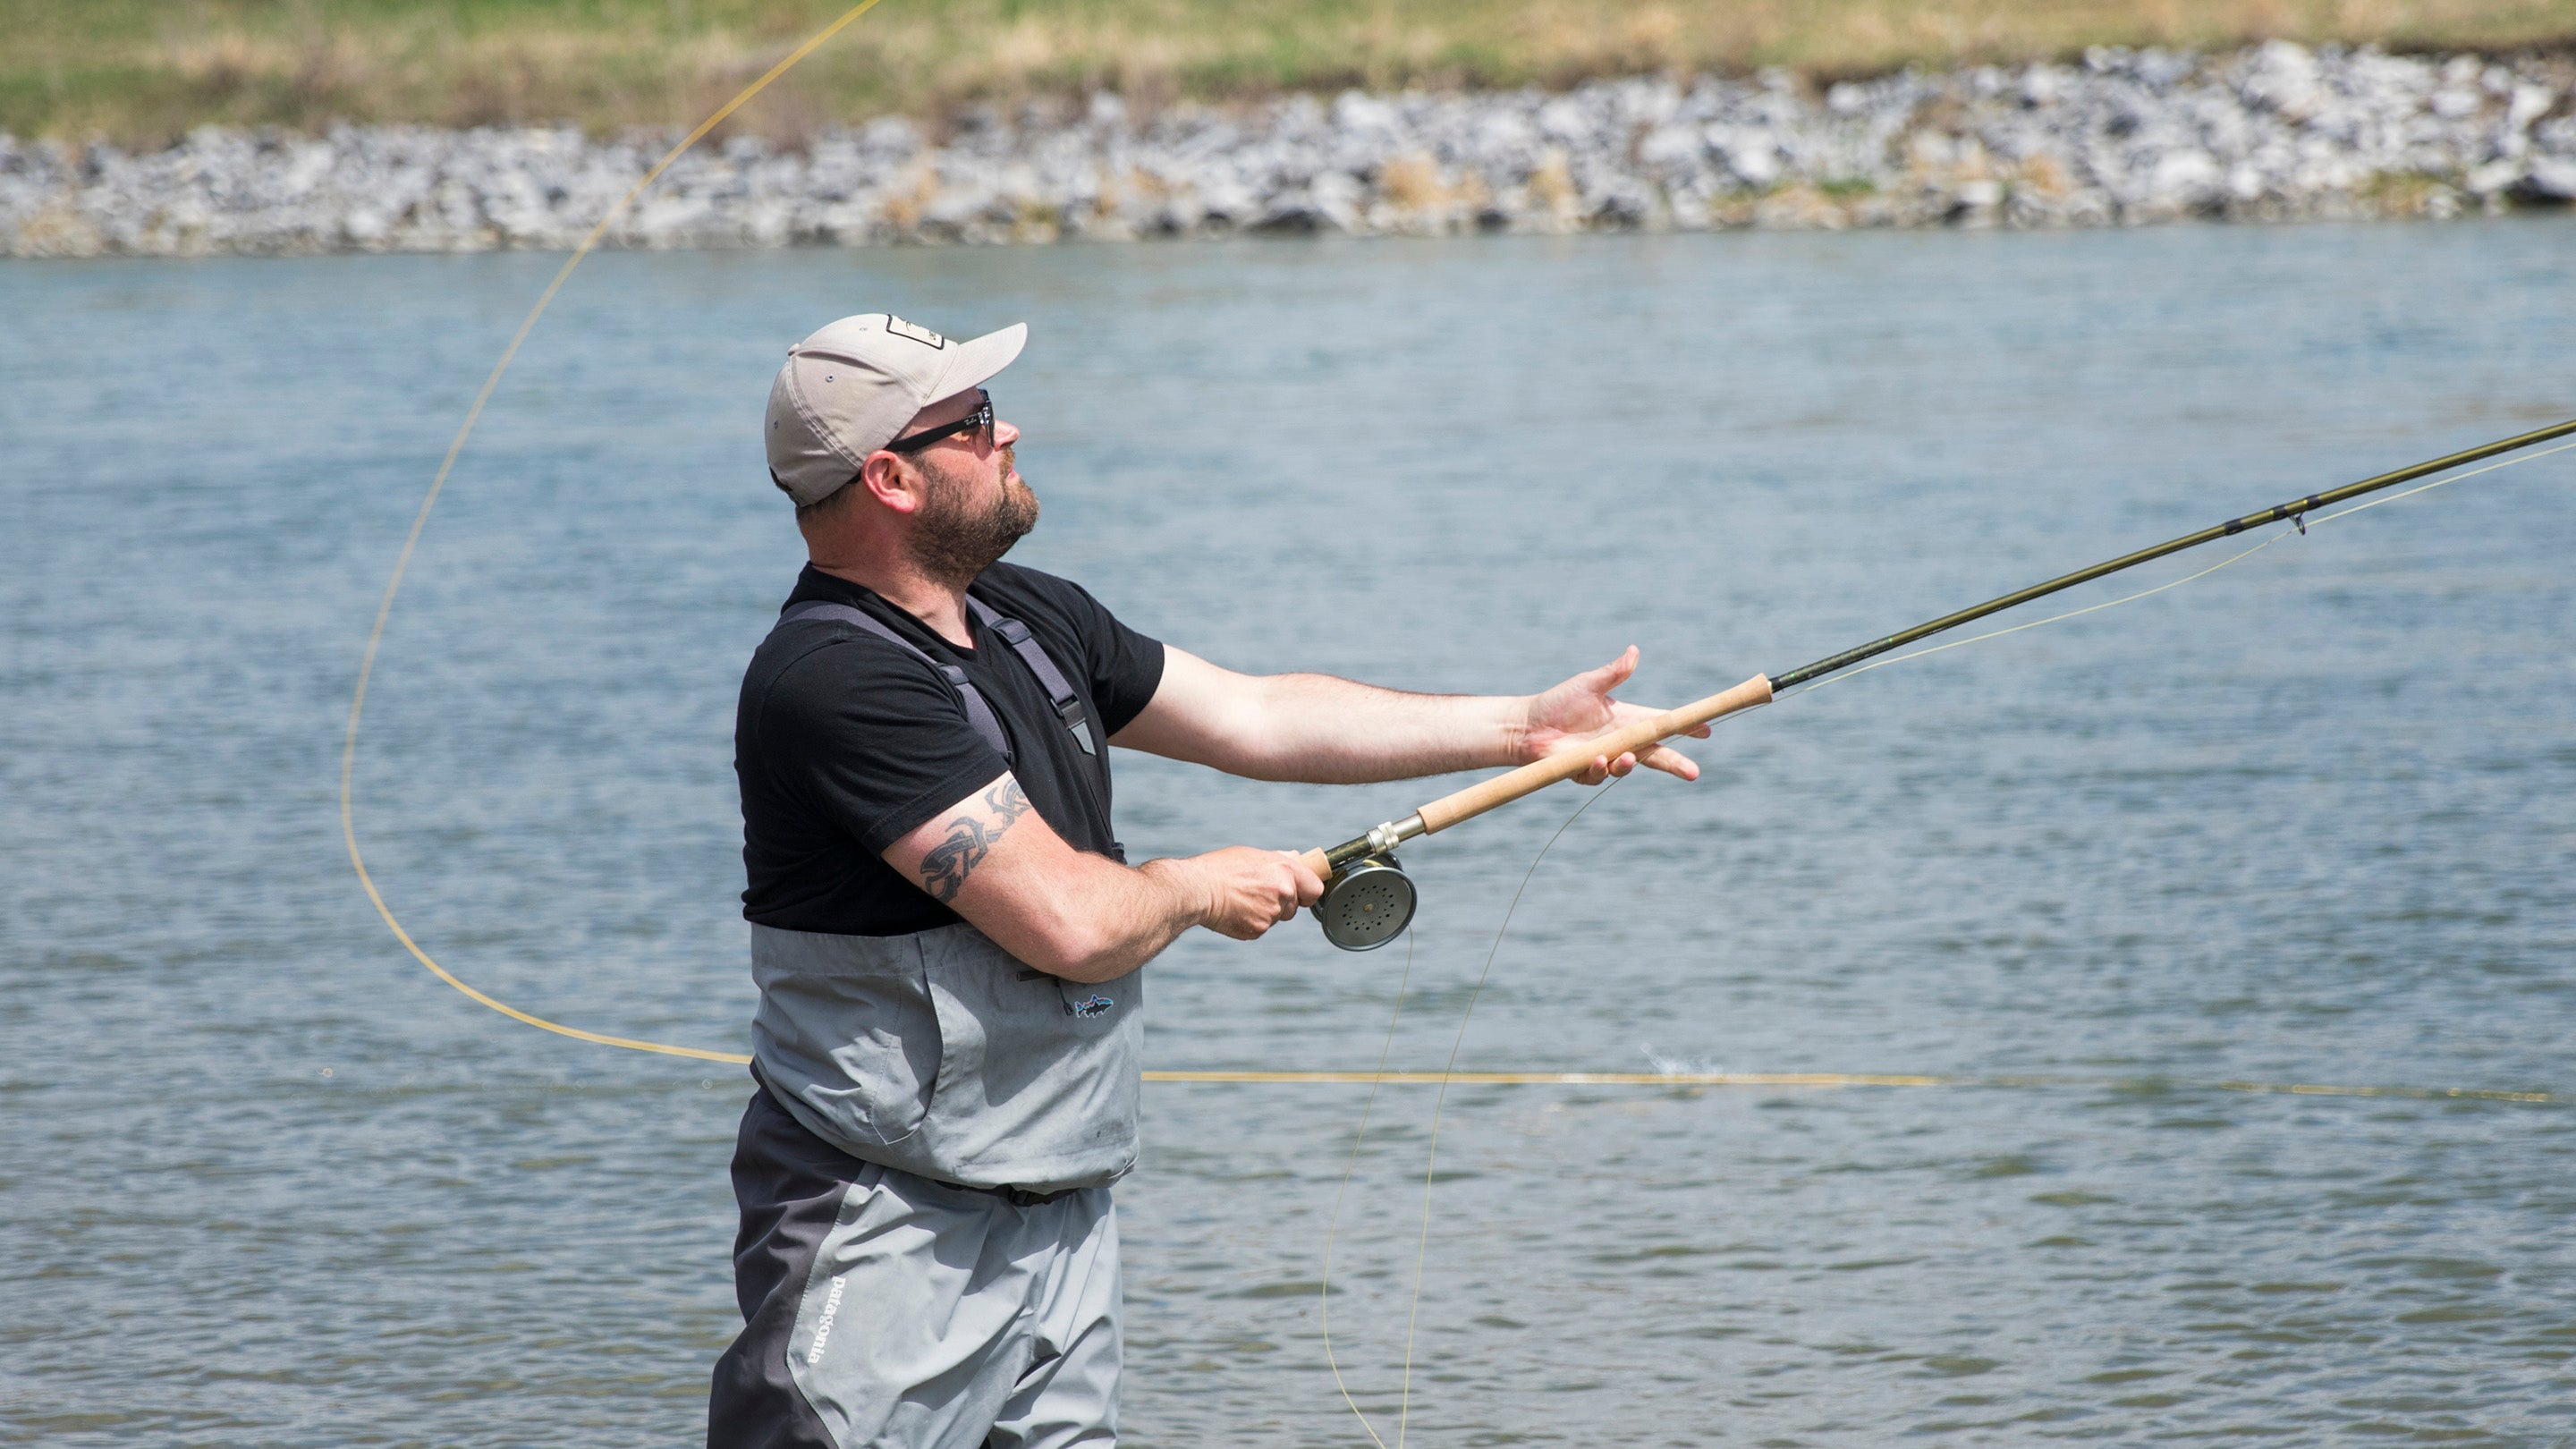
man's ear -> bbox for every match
[859,451,923,514]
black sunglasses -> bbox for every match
[886,391,996,453]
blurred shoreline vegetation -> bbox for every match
[10,0,2576,146]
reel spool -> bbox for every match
[1315,853,1415,952]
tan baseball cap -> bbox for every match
[764,313,1028,506]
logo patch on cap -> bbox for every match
[884,316,948,349]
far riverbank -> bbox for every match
[6,42,2572,258]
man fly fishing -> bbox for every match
[710,312,1708,1448]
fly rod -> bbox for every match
[1296,416,2576,951]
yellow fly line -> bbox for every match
[1139,1070,2561,1104]
[337,0,888,1066]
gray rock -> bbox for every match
[7,41,2572,256]
[2522,157,2576,199]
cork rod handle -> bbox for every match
[1414,674,1774,836]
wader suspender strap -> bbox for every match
[773,596,1102,761]
[965,597,1102,758]
[775,601,1013,762]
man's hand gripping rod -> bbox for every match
[1295,675,1776,949]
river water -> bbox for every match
[4,221,2574,1446]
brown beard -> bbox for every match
[907,447,1038,585]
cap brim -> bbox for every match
[926,322,1027,404]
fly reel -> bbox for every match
[1315,852,1415,952]
[1305,815,1429,952]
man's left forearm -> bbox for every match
[1113,644,1700,788]
[1216,672,1529,784]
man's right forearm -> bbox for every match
[1012,852,1212,984]
[886,772,1318,982]
[1010,847,1313,983]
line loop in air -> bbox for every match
[338,0,887,1066]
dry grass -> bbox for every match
[7,0,2576,145]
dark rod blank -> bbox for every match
[1767,417,2576,692]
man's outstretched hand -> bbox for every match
[1519,646,1707,786]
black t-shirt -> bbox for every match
[736,562,1166,936]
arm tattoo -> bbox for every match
[919,781,1033,902]
[984,778,1032,826]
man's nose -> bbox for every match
[995,418,1021,448]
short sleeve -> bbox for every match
[1050,577,1165,736]
[756,640,1013,855]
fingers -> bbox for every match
[1639,742,1700,781]
[1260,851,1320,927]
[1572,750,1636,785]
[1280,852,1326,906]
[1527,648,1648,762]
[1579,645,1640,694]
[1208,851,1321,939]
[1575,747,1699,785]
[1554,646,1638,708]
[1194,847,1306,939]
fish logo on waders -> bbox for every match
[1067,994,1114,1019]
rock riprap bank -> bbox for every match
[7,41,2572,257]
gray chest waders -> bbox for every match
[752,596,1140,1194]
